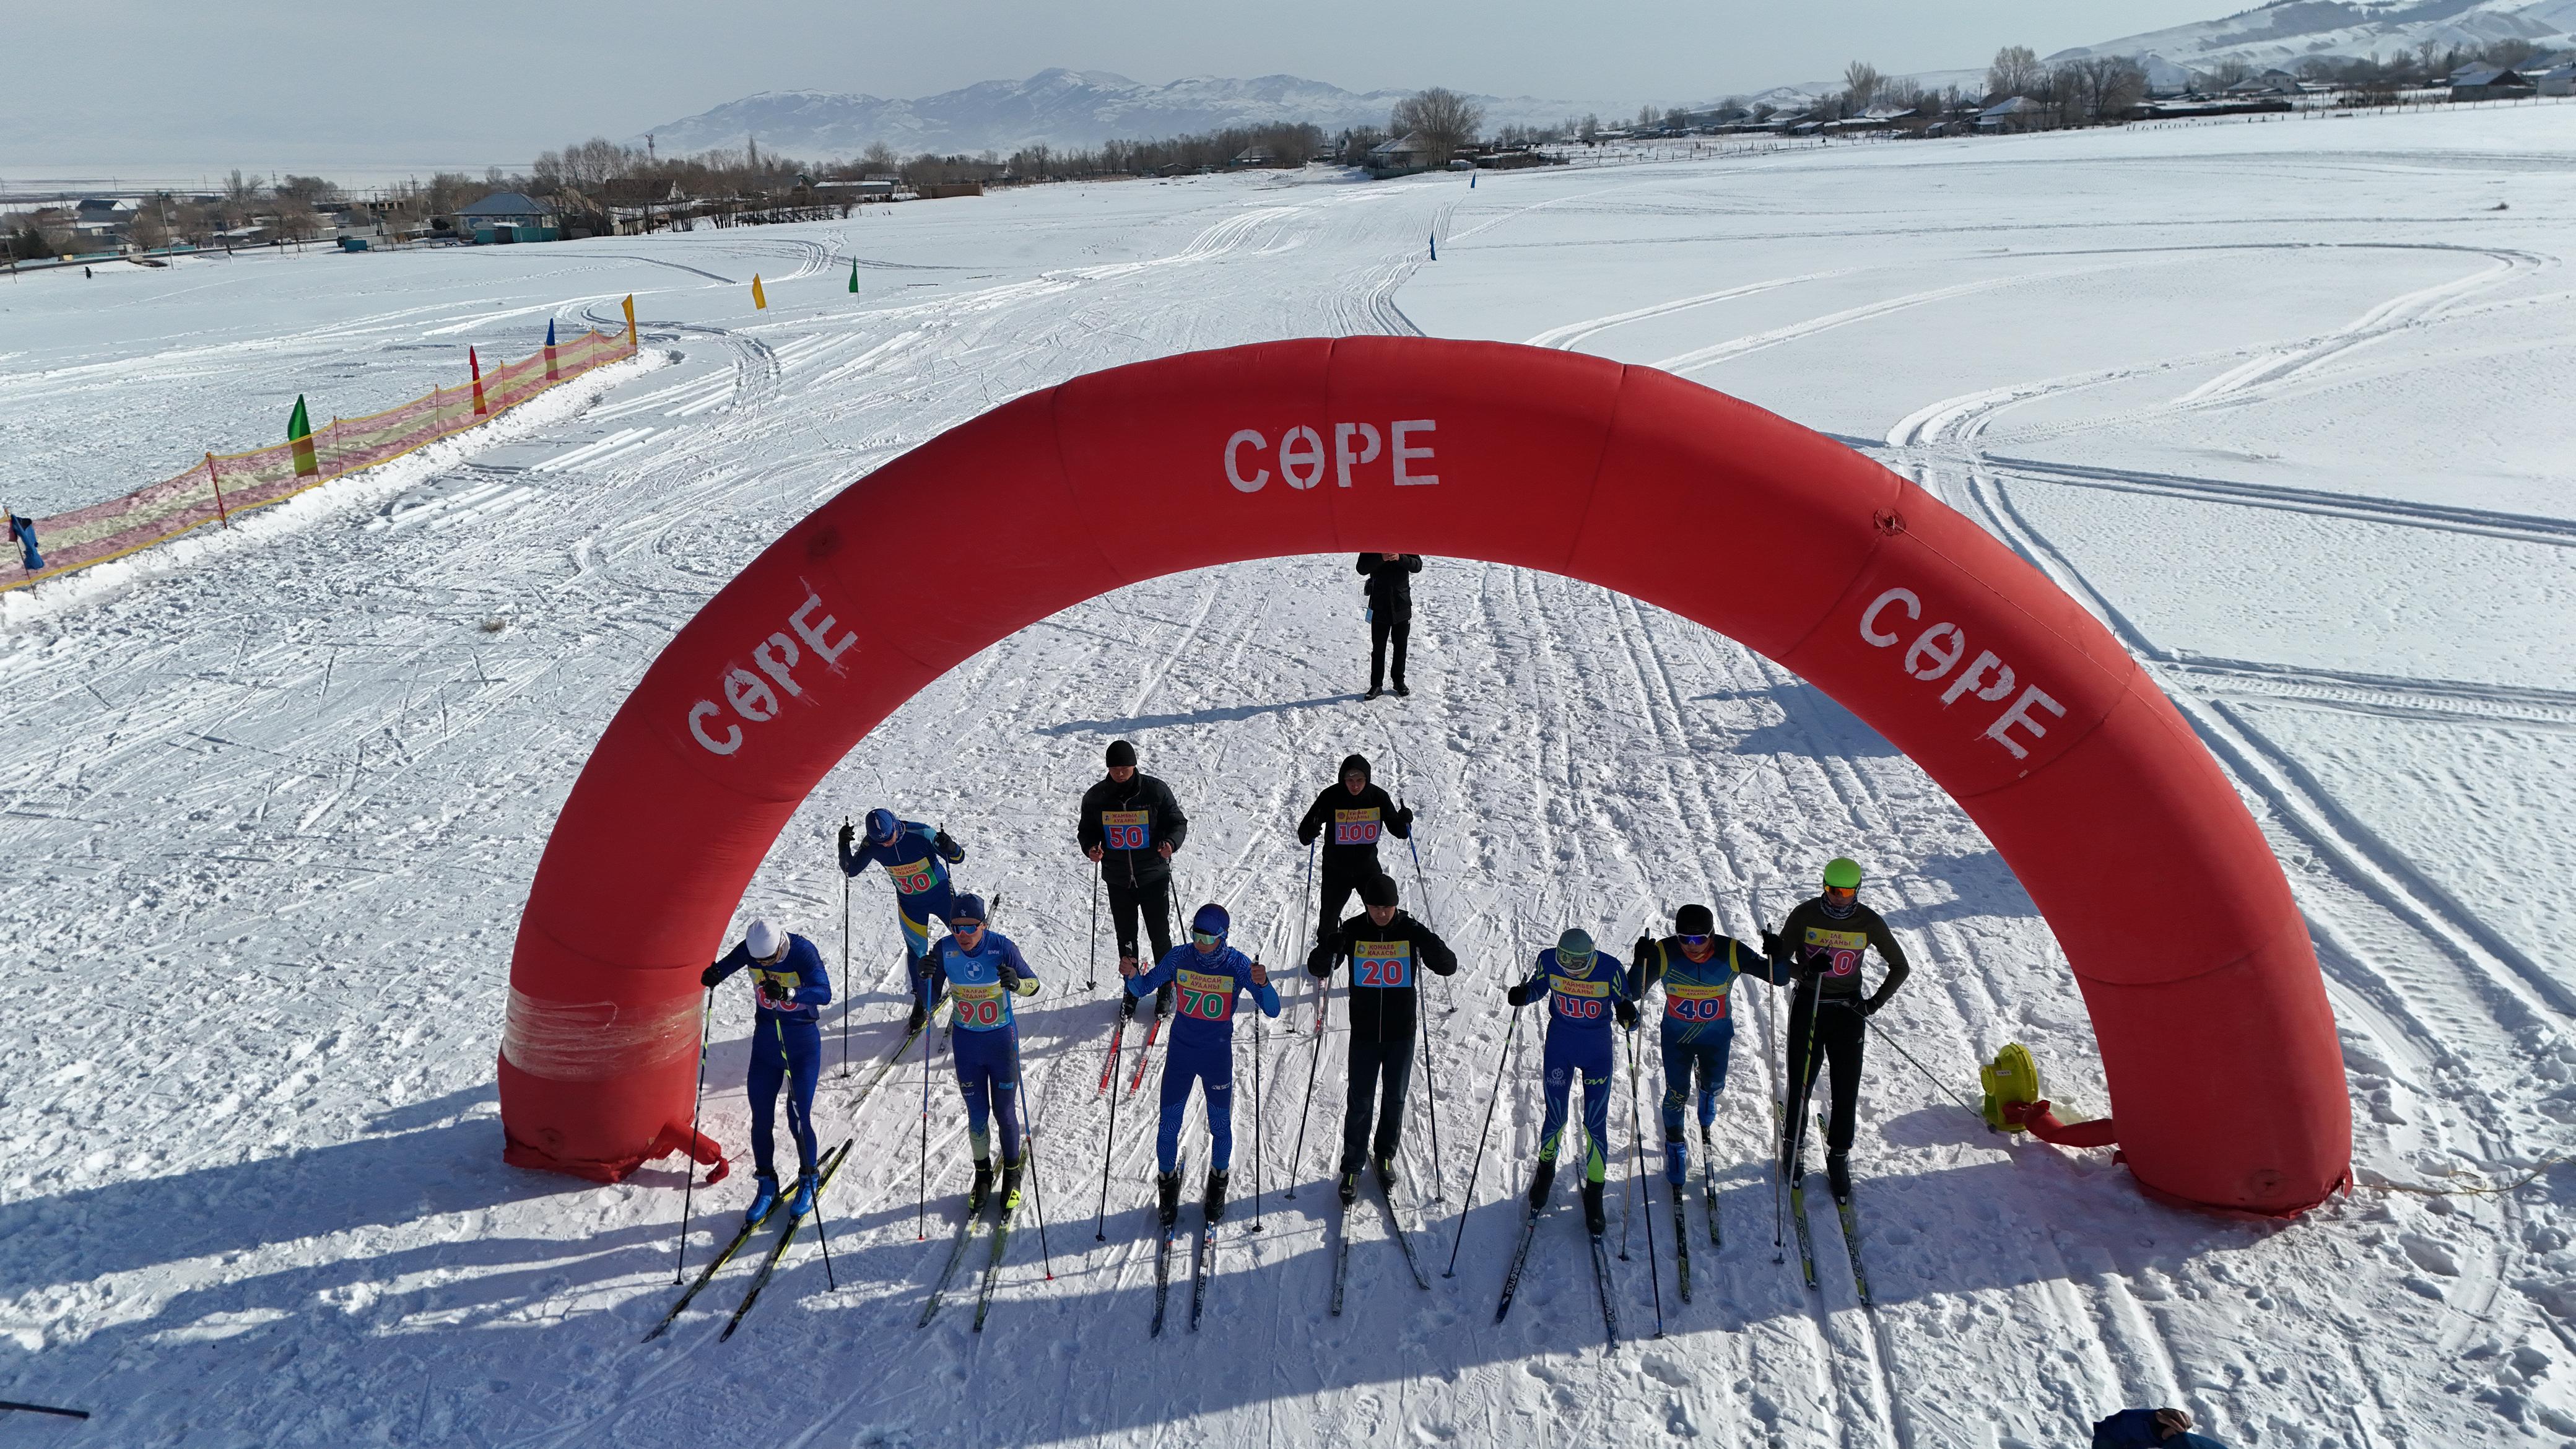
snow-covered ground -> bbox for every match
[3,105,2574,1448]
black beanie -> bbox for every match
[1339,753,1371,784]
[1360,874,1399,908]
[1106,740,1137,768]
[1674,903,1715,936]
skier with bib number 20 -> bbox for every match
[1121,904,1281,1229]
[1305,873,1458,1204]
[1505,928,1637,1237]
[838,807,967,1033]
[1760,858,1911,1203]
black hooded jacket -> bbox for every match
[1295,753,1411,876]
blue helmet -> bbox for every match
[1191,903,1230,940]
[949,893,987,924]
[865,807,899,843]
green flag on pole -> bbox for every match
[848,258,859,294]
[287,394,318,477]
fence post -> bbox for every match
[206,453,228,528]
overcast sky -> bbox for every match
[7,0,2234,180]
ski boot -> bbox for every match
[1373,1149,1399,1196]
[1118,964,1141,1018]
[907,999,929,1035]
[1582,1178,1608,1238]
[744,1172,780,1227]
[1526,1159,1557,1212]
[1338,1167,1360,1207]
[786,1168,817,1217]
[969,1159,994,1215]
[1204,1168,1230,1224]
[999,1157,1024,1213]
[1827,1152,1852,1204]
[1155,1170,1182,1229]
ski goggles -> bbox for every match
[949,918,984,935]
[1823,886,1858,903]
[1678,933,1710,947]
[1192,929,1223,946]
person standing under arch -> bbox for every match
[1356,552,1423,700]
[1762,857,1911,1203]
[839,807,967,1033]
[1079,739,1189,1019]
[1121,903,1280,1226]
[700,918,832,1223]
[1295,754,1412,947]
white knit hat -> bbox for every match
[746,919,783,959]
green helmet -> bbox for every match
[1822,857,1863,891]
[1556,928,1595,960]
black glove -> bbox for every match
[1860,994,1884,1018]
[1760,929,1781,957]
[837,822,855,855]
[700,964,726,988]
[1630,935,1654,970]
[1393,806,1415,830]
[1505,982,1530,1007]
[758,978,789,1007]
[934,829,964,863]
[1306,943,1334,978]
[996,960,1020,993]
[1614,998,1639,1031]
[1297,822,1319,846]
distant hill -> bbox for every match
[635,69,1598,160]
[2047,0,2576,72]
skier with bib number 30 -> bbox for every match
[924,894,1038,1214]
[838,807,967,1033]
[1505,928,1637,1237]
[1121,904,1281,1228]
[1760,857,1911,1204]
[700,919,833,1224]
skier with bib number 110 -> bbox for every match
[1121,903,1281,1228]
[1760,857,1911,1203]
[838,807,967,1033]
[1505,928,1637,1237]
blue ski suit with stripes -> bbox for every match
[1632,933,1791,1183]
[1513,946,1635,1184]
[840,819,966,1013]
[1126,940,1280,1175]
[705,933,833,1181]
[928,926,1039,1167]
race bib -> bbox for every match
[887,856,938,895]
[1332,808,1381,846]
[1354,941,1412,989]
[1175,968,1236,1022]
[1802,926,1868,978]
[1100,809,1151,852]
[1549,972,1610,1021]
[752,967,804,1009]
[951,981,1007,1030]
[1664,980,1730,1023]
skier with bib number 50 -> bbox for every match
[1504,928,1638,1237]
[700,919,833,1224]
[1079,739,1190,1020]
[924,894,1038,1214]
[838,807,968,1033]
[1121,904,1281,1228]
[1760,858,1912,1203]
[1305,873,1457,1204]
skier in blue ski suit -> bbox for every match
[1630,903,1792,1186]
[1505,928,1637,1236]
[924,893,1038,1212]
[2093,1407,2226,1448]
[701,918,832,1221]
[838,807,967,1030]
[1122,902,1279,1227]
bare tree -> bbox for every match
[272,199,323,245]
[276,174,339,206]
[859,141,900,175]
[2061,55,2149,122]
[1987,45,2043,100]
[127,202,171,252]
[1845,61,1883,110]
[2201,58,2254,89]
[1390,87,1485,166]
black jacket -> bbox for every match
[1768,898,1910,1011]
[1306,908,1457,1038]
[1295,754,1411,874]
[1356,553,1423,610]
[1077,772,1188,885]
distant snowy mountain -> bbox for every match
[635,69,1595,160]
[2048,0,2576,72]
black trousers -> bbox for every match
[1368,603,1411,690]
[1784,988,1867,1160]
[1315,859,1381,945]
[1107,872,1175,1011]
[1339,1030,1417,1173]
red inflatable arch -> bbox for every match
[499,337,2349,1216]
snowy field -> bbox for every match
[3,104,2574,1448]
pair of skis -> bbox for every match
[920,1175,1023,1331]
[1673,1124,1722,1303]
[1098,1006,1165,1098]
[1494,1182,1619,1348]
[1328,1161,1433,1315]
[646,1138,852,1342]
[1786,1113,1872,1305]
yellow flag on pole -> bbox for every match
[752,274,767,310]
[621,294,635,349]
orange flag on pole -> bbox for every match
[751,274,767,310]
[622,294,636,349]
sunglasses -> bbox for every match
[1192,929,1222,946]
[951,920,983,933]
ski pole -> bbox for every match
[918,996,933,1240]
[1401,820,1448,1200]
[840,819,853,1076]
[674,985,714,1283]
[0,1401,87,1421]
[1861,1013,1996,1129]
[1619,1025,1637,1263]
[1097,1008,1124,1240]
[1087,871,1100,992]
[1252,949,1268,1232]
[1443,1003,1521,1277]
[1029,1136,1056,1280]
[1286,975,1328,1199]
[811,1175,840,1291]
[1625,1023,1666,1338]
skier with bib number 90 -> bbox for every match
[838,807,967,1033]
[925,894,1038,1214]
[1305,873,1457,1205]
[1505,928,1638,1237]
[1631,904,1790,1196]
[700,918,833,1224]
[1121,903,1281,1229]
[1759,857,1911,1204]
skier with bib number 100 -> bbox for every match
[838,807,967,1033]
[1121,903,1281,1228]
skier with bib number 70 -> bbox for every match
[924,894,1038,1214]
[1120,904,1281,1229]
[838,807,967,1033]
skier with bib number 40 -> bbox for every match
[1121,904,1281,1229]
[838,807,967,1033]
[924,894,1038,1214]
[1631,904,1790,1197]
[1306,873,1458,1205]
[700,919,833,1224]
[1760,857,1912,1204]
[1505,928,1638,1237]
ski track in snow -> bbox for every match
[6,114,2576,1447]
